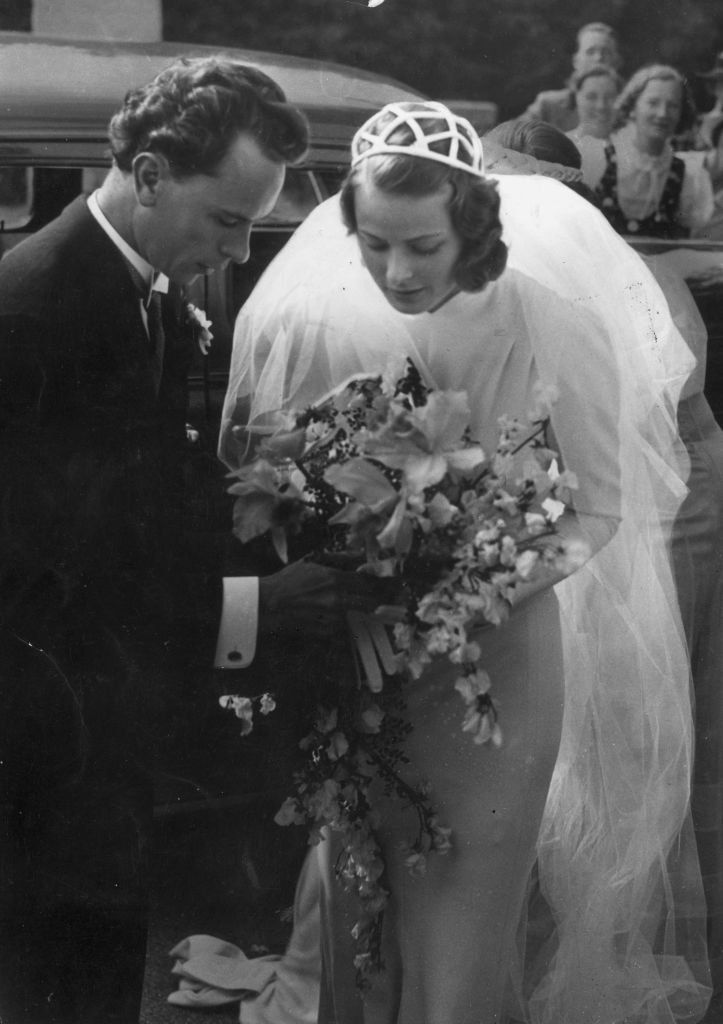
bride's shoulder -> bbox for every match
[492,173,604,260]
[492,172,587,217]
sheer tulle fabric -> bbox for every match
[644,253,723,990]
[219,178,711,1022]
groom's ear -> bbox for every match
[133,151,169,206]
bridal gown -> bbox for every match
[316,282,576,1024]
[220,180,711,1024]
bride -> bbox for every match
[218,102,711,1023]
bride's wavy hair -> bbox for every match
[340,118,507,293]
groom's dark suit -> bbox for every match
[0,196,223,1023]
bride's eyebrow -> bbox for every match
[359,228,446,243]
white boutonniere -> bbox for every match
[185,303,214,355]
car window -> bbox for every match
[0,167,33,230]
[0,166,86,253]
[260,168,324,225]
[315,167,347,196]
[0,164,328,232]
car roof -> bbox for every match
[0,31,424,162]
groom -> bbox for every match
[0,55,375,1024]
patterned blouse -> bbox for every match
[574,125,714,238]
[595,142,687,239]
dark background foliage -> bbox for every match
[3,0,723,120]
[160,0,723,121]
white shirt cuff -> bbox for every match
[214,577,259,668]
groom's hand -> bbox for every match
[258,559,389,639]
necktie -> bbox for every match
[145,290,165,395]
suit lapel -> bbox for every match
[71,204,165,402]
[60,199,193,414]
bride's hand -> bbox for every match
[258,559,390,639]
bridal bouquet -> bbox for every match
[220,360,585,982]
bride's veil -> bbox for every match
[219,172,711,1022]
[491,174,709,1023]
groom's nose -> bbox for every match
[221,224,252,264]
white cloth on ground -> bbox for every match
[168,848,321,1023]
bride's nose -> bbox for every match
[385,247,414,286]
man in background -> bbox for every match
[523,21,622,132]
[696,50,723,146]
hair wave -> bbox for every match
[109,56,309,176]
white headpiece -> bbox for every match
[351,100,486,177]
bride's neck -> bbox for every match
[428,287,461,314]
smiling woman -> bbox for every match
[579,63,714,238]
[566,63,622,143]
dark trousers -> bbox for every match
[0,632,152,1024]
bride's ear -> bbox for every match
[133,152,169,206]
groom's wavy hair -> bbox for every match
[108,56,310,176]
[340,116,507,293]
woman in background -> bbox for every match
[484,117,599,204]
[566,63,621,143]
[486,116,584,170]
[565,63,622,181]
[580,64,713,238]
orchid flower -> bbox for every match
[185,303,214,354]
[360,390,485,494]
[325,458,412,557]
[228,459,307,561]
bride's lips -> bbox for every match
[388,287,426,303]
